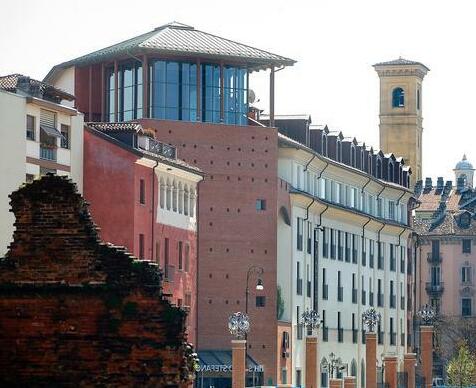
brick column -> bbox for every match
[384,355,398,388]
[420,326,433,388]
[404,353,416,388]
[365,332,377,388]
[344,376,356,388]
[232,340,246,388]
[330,378,343,388]
[306,336,318,388]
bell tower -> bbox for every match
[374,58,429,187]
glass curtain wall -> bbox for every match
[224,66,247,125]
[106,62,143,121]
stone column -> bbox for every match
[330,378,343,388]
[232,339,246,388]
[365,332,377,388]
[384,355,398,388]
[420,326,433,388]
[344,376,356,388]
[305,336,318,388]
[403,353,417,388]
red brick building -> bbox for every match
[0,174,196,387]
[45,22,295,386]
[83,122,202,344]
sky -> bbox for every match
[1,0,475,181]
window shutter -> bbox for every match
[40,109,56,128]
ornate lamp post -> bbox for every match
[301,309,321,388]
[228,312,250,388]
[362,307,381,388]
[417,304,436,388]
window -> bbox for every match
[296,262,303,295]
[337,312,343,342]
[322,268,328,300]
[462,298,472,317]
[139,234,145,259]
[185,293,192,307]
[390,244,396,272]
[388,201,395,220]
[322,310,328,342]
[352,234,358,264]
[60,124,70,149]
[185,243,190,272]
[296,370,302,387]
[26,115,35,140]
[307,221,312,254]
[178,241,183,270]
[463,239,472,254]
[297,218,303,251]
[417,89,421,110]
[431,266,441,285]
[462,266,472,284]
[338,231,343,261]
[378,242,384,270]
[281,369,288,385]
[256,296,266,307]
[256,199,266,211]
[322,227,328,258]
[155,241,160,263]
[164,238,170,279]
[139,179,146,204]
[432,240,440,259]
[223,66,248,125]
[392,87,405,108]
[297,306,303,340]
[337,271,343,302]
[159,178,165,209]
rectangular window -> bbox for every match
[337,312,343,342]
[297,218,303,251]
[296,262,302,295]
[256,199,266,211]
[256,296,266,307]
[362,237,367,266]
[185,243,190,272]
[400,246,405,274]
[352,313,358,343]
[322,309,328,342]
[60,124,70,149]
[377,198,383,218]
[369,240,374,268]
[184,293,192,307]
[322,227,328,258]
[344,232,350,262]
[390,243,396,271]
[297,306,303,340]
[307,221,312,254]
[139,233,145,259]
[296,370,302,388]
[337,271,343,302]
[432,240,440,259]
[178,241,183,270]
[155,241,160,263]
[338,231,343,261]
[388,201,395,220]
[462,266,472,284]
[164,238,170,279]
[330,229,336,259]
[462,298,472,316]
[26,115,35,140]
[390,317,395,345]
[139,179,146,204]
[352,234,358,264]
[463,239,472,254]
[322,268,328,300]
[378,242,384,270]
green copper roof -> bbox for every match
[45,22,295,81]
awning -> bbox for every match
[197,350,263,373]
[40,125,64,139]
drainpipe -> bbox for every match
[195,179,201,349]
[304,197,315,221]
[361,176,371,194]
[151,160,159,260]
[304,154,316,171]
[316,204,329,230]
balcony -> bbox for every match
[427,252,442,264]
[337,286,343,302]
[426,282,444,295]
[40,145,57,161]
[337,328,344,343]
[138,136,177,159]
[322,284,329,300]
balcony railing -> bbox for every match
[338,286,343,302]
[390,295,396,309]
[369,291,374,306]
[307,280,312,298]
[401,296,405,310]
[322,326,329,342]
[427,251,442,264]
[140,137,177,159]
[378,293,384,307]
[352,289,358,304]
[338,328,344,343]
[390,332,396,346]
[297,278,303,295]
[362,290,367,305]
[426,282,444,295]
[362,329,366,344]
[322,284,329,300]
[40,145,57,161]
[352,329,358,344]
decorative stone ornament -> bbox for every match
[362,307,381,332]
[417,304,436,325]
[228,312,250,339]
[301,309,321,330]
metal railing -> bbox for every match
[378,293,384,307]
[427,251,442,264]
[322,284,329,300]
[352,289,358,304]
[40,145,56,161]
[144,137,177,159]
[337,286,343,302]
[425,282,444,295]
[337,328,344,343]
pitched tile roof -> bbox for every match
[373,57,430,71]
[0,74,75,101]
[45,22,295,81]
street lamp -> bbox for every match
[417,304,436,325]
[245,266,264,315]
[322,352,346,379]
[362,307,381,333]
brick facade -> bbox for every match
[141,118,280,384]
[0,175,195,386]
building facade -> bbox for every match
[274,118,414,387]
[46,22,295,386]
[374,58,429,187]
[414,156,476,375]
[83,122,202,344]
[0,74,84,256]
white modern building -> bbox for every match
[276,122,414,387]
[0,74,84,256]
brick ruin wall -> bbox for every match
[0,175,195,386]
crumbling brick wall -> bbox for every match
[0,175,195,386]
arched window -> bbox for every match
[190,188,196,218]
[166,178,171,210]
[351,359,357,377]
[184,185,189,216]
[392,87,405,107]
[178,182,184,214]
[172,180,178,212]
[159,177,165,209]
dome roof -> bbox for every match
[455,154,474,170]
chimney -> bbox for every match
[424,177,432,191]
[457,177,465,192]
[436,177,444,191]
[414,180,423,196]
[16,76,31,94]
